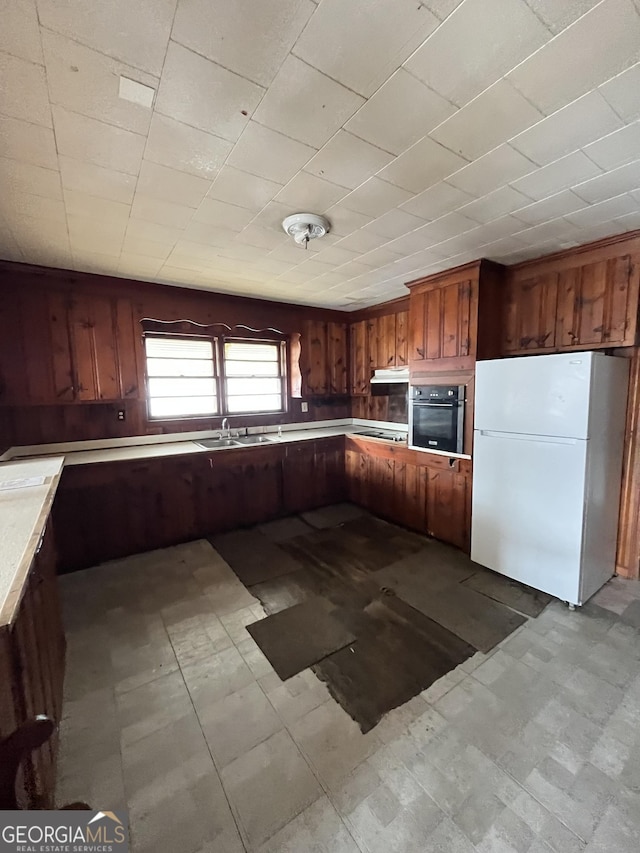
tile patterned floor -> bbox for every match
[56,534,640,852]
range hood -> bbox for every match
[370,367,410,384]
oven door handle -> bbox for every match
[411,401,459,407]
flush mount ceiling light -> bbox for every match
[282,213,330,249]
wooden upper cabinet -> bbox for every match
[556,255,639,349]
[408,260,503,376]
[395,310,408,366]
[302,319,348,396]
[503,239,640,355]
[349,319,369,395]
[502,272,558,354]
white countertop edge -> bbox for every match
[0,456,65,627]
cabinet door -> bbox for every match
[349,320,369,395]
[69,294,120,400]
[283,442,318,513]
[49,292,75,402]
[303,320,328,395]
[556,255,639,349]
[503,273,558,353]
[409,280,474,369]
[395,310,408,366]
[327,322,348,394]
[115,297,140,398]
[425,467,470,551]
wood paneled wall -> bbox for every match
[0,261,349,450]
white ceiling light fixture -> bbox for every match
[282,213,330,249]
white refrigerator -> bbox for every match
[471,351,629,606]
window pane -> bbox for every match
[148,377,216,397]
[149,396,218,417]
[224,341,279,362]
[226,377,281,396]
[226,394,283,413]
[224,360,279,377]
[147,357,214,378]
[145,337,214,360]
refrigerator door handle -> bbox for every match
[479,430,579,446]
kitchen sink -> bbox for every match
[233,434,275,445]
[195,438,239,449]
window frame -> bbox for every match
[143,331,288,421]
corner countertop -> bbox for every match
[0,456,65,628]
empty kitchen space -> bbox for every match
[1,1,640,852]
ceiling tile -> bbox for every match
[36,0,177,76]
[64,189,130,224]
[130,194,194,229]
[340,178,413,218]
[0,52,51,127]
[182,221,239,247]
[2,192,65,223]
[420,0,465,20]
[0,157,62,199]
[430,80,543,161]
[11,213,69,246]
[252,55,364,148]
[458,185,532,223]
[358,247,405,268]
[155,41,264,141]
[210,165,283,211]
[0,0,42,64]
[614,209,640,230]
[447,144,537,197]
[510,90,623,166]
[118,253,164,276]
[121,233,172,260]
[137,160,211,207]
[571,158,640,203]
[276,259,335,282]
[145,113,232,180]
[304,131,393,190]
[598,62,640,122]
[511,151,603,201]
[250,200,298,232]
[406,0,549,108]
[192,198,255,231]
[377,136,467,193]
[42,31,157,135]
[58,156,136,204]
[399,181,475,220]
[292,0,439,97]
[524,0,607,35]
[512,190,588,225]
[335,229,388,253]
[512,218,583,246]
[565,193,639,226]
[126,219,185,248]
[583,120,640,170]
[344,69,456,156]
[227,122,316,185]
[0,115,57,170]
[507,0,640,115]
[235,224,288,250]
[52,106,145,175]
[323,204,373,236]
[68,215,126,253]
[172,0,315,87]
[411,211,479,246]
[276,171,348,211]
[363,209,426,239]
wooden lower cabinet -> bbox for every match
[0,521,66,807]
[54,438,349,571]
[345,437,472,552]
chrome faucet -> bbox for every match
[221,417,230,438]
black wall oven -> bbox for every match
[409,385,465,453]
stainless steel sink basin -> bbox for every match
[195,438,239,449]
[233,434,274,445]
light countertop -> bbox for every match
[0,456,64,627]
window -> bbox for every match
[144,334,286,419]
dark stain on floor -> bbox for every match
[209,504,552,733]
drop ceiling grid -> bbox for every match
[1,0,640,308]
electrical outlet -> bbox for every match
[301,402,309,413]
[117,409,126,421]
